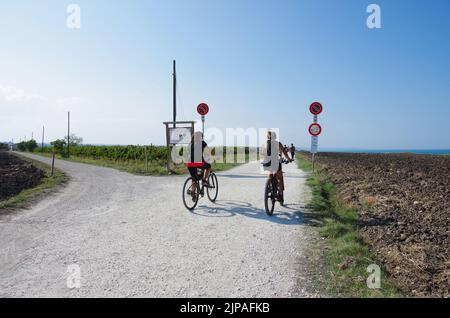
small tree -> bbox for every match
[25,139,38,152]
[15,140,37,152]
[51,139,67,156]
[64,134,83,147]
[16,142,27,151]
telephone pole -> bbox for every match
[173,60,177,127]
[67,112,70,158]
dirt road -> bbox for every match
[0,153,320,297]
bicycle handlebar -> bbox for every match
[280,158,293,164]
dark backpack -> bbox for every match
[262,139,273,167]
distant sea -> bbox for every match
[305,148,450,155]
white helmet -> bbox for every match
[267,131,277,140]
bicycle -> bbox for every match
[264,159,290,216]
[182,162,219,210]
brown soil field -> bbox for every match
[0,151,44,200]
[309,152,449,297]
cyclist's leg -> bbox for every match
[268,172,275,195]
[202,163,212,186]
[276,169,284,193]
[188,167,199,196]
[191,180,197,194]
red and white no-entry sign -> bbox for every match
[309,123,322,136]
[197,103,209,116]
[309,102,323,116]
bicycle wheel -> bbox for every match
[206,173,219,202]
[182,177,199,210]
[264,178,275,216]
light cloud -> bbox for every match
[0,85,47,103]
[56,97,85,107]
[0,85,84,108]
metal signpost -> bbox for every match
[309,102,323,171]
[196,103,209,135]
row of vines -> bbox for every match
[36,145,256,162]
[39,145,168,162]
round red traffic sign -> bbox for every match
[308,123,322,136]
[197,103,209,116]
[309,102,323,115]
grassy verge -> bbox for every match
[30,152,244,176]
[297,153,402,297]
[0,154,69,210]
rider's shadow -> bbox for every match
[192,200,307,226]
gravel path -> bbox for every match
[0,153,321,297]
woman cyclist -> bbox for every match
[262,131,293,205]
[187,131,212,189]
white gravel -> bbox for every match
[0,153,321,297]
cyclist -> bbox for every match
[290,143,296,159]
[187,131,211,190]
[262,131,293,204]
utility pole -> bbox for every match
[173,60,177,128]
[67,111,70,158]
[31,132,34,140]
[41,126,45,152]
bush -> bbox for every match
[16,140,38,152]
[51,139,67,156]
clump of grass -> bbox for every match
[0,155,68,210]
[297,155,314,171]
[297,154,402,298]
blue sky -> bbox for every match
[1,0,449,149]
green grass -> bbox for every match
[297,153,402,298]
[0,154,69,210]
[297,154,314,171]
[30,151,245,176]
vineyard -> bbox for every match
[34,145,255,175]
[39,145,169,162]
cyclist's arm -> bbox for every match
[278,142,292,161]
[202,143,212,165]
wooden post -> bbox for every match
[41,126,45,152]
[173,60,177,128]
[150,143,153,163]
[51,149,55,176]
[144,146,148,172]
[165,123,170,172]
[67,111,70,158]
